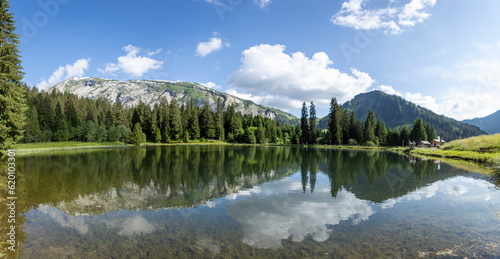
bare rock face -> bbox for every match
[46,77,298,124]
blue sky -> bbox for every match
[11,0,500,120]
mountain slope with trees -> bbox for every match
[463,110,500,134]
[46,77,299,126]
[318,91,485,141]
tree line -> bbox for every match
[20,87,441,147]
[22,87,306,145]
[300,98,438,146]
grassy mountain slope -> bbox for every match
[463,110,500,134]
[318,91,485,140]
[47,77,299,125]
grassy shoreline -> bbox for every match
[410,134,500,168]
[11,139,500,169]
[13,141,409,154]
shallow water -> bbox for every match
[11,146,500,258]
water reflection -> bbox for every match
[9,146,500,258]
[226,177,374,249]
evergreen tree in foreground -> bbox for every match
[300,102,309,144]
[328,98,342,145]
[309,102,317,144]
[131,123,146,146]
[0,0,27,151]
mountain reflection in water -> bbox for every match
[10,146,500,258]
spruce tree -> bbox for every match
[300,102,309,144]
[364,110,376,143]
[309,102,316,144]
[375,119,387,146]
[200,98,215,139]
[400,125,411,146]
[131,123,146,146]
[188,110,200,140]
[328,98,342,145]
[24,107,41,143]
[0,0,26,150]
[169,98,181,140]
[216,97,224,141]
[411,117,427,143]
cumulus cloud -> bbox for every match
[36,58,90,89]
[227,44,374,111]
[414,43,500,120]
[376,85,439,113]
[40,205,89,235]
[118,216,156,237]
[202,82,222,90]
[226,178,374,249]
[99,45,163,78]
[332,0,437,34]
[196,34,229,57]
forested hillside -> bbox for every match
[318,91,485,141]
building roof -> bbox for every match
[431,139,446,143]
[420,141,431,145]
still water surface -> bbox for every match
[15,146,500,258]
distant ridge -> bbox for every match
[317,91,485,140]
[463,110,500,134]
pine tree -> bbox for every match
[341,109,350,145]
[0,0,26,150]
[348,111,361,144]
[131,123,146,146]
[309,102,317,144]
[24,107,41,143]
[328,98,342,145]
[216,97,224,141]
[155,127,162,143]
[364,110,376,143]
[188,110,200,140]
[200,98,215,139]
[169,98,181,140]
[300,102,309,144]
[54,101,69,141]
[375,119,387,146]
[425,122,437,141]
[400,125,411,146]
[411,117,428,143]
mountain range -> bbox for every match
[317,91,485,141]
[48,78,486,140]
[462,110,500,134]
[47,77,299,125]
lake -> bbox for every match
[12,146,500,258]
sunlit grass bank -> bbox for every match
[15,141,129,154]
[411,134,500,167]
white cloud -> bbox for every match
[99,45,163,78]
[118,216,156,237]
[377,85,440,114]
[196,36,227,57]
[226,179,374,249]
[202,82,222,90]
[203,0,271,8]
[227,44,375,111]
[417,43,500,120]
[332,0,437,34]
[36,58,90,89]
[254,0,271,9]
[40,205,89,235]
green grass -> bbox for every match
[411,134,500,167]
[16,141,127,150]
[14,141,129,154]
[441,133,500,151]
